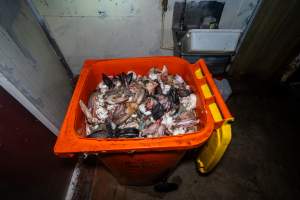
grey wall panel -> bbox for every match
[0,0,73,134]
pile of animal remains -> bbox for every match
[79,66,199,138]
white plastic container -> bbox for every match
[181,29,242,54]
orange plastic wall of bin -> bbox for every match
[55,57,215,185]
[101,151,185,185]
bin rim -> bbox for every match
[54,56,215,157]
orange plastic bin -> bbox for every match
[54,56,231,185]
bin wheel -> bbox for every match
[154,182,178,192]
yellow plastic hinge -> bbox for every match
[201,84,213,98]
[197,121,232,173]
[195,68,203,79]
[209,103,223,123]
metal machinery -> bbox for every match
[172,0,242,75]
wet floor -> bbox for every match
[73,79,300,200]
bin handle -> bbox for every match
[196,59,234,121]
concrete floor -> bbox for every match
[74,80,300,200]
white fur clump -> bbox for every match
[181,94,197,111]
[95,106,108,122]
[138,104,151,116]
